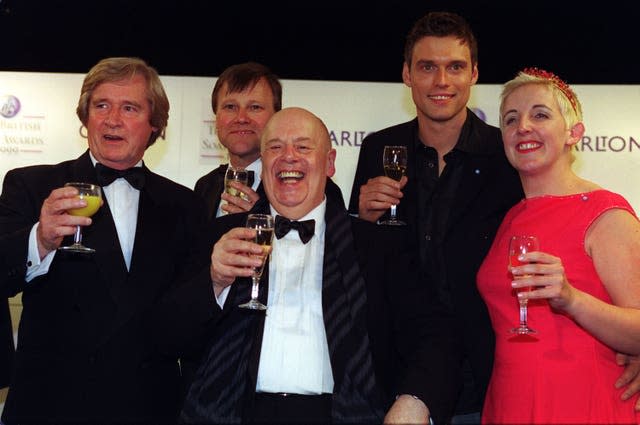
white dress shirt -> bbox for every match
[255,199,334,395]
[26,154,141,281]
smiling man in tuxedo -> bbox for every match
[194,62,281,218]
[194,62,344,220]
[153,107,458,424]
[0,57,210,424]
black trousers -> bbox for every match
[250,392,332,424]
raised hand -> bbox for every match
[357,175,407,223]
[37,186,94,258]
[220,182,260,214]
[209,227,264,296]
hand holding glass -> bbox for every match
[58,182,102,254]
[380,145,407,226]
[238,213,274,310]
[224,166,249,201]
[508,235,539,335]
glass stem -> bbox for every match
[74,225,83,244]
[250,276,260,301]
[519,301,528,329]
[390,204,397,220]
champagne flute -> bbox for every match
[224,166,249,201]
[380,145,407,226]
[239,213,274,311]
[58,182,102,254]
[508,235,539,335]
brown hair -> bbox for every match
[404,11,478,68]
[211,62,282,113]
[76,57,169,147]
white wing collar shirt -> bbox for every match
[96,157,141,271]
[256,197,334,395]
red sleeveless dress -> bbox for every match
[477,190,640,424]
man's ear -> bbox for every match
[402,62,411,87]
[326,149,337,178]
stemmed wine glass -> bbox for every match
[58,182,102,254]
[239,213,274,310]
[380,145,407,225]
[224,166,249,201]
[508,235,539,335]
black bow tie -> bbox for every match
[247,170,255,188]
[274,215,315,244]
[95,163,145,190]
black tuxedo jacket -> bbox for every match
[0,298,14,388]
[194,163,346,220]
[193,163,232,220]
[153,195,459,424]
[349,112,524,416]
[0,150,211,424]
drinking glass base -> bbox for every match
[379,219,406,226]
[239,299,267,310]
[510,326,536,335]
[58,244,95,254]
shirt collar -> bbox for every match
[411,108,483,156]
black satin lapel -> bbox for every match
[245,259,269,391]
[69,150,100,186]
[179,220,266,424]
[322,198,383,422]
[322,199,370,383]
[209,167,226,219]
[89,195,128,285]
[68,151,128,299]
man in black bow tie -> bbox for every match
[193,62,279,219]
[193,62,344,220]
[0,57,211,425]
[152,107,458,425]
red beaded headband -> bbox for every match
[522,67,579,114]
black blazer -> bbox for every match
[0,298,14,389]
[0,150,211,424]
[194,163,346,220]
[153,194,459,424]
[349,112,524,416]
[193,163,230,220]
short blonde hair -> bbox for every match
[500,68,582,130]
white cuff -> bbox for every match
[26,223,56,282]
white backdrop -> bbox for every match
[3,72,639,212]
[1,71,640,412]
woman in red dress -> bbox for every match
[477,68,640,424]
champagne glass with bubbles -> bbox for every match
[58,182,102,254]
[508,235,539,335]
[239,213,274,310]
[380,145,407,225]
[224,166,249,201]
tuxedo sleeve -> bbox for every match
[0,169,41,297]
[148,212,246,358]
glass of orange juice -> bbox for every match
[58,182,102,254]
